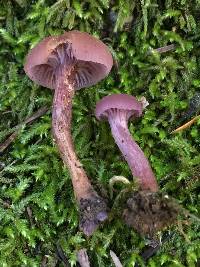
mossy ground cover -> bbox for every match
[0,0,200,266]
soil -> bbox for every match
[79,194,108,236]
[123,190,180,237]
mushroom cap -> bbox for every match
[24,31,113,90]
[95,94,143,120]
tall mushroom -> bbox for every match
[24,31,113,236]
[95,94,179,236]
[95,94,158,192]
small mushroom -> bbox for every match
[95,94,180,236]
[95,94,158,192]
[24,31,113,236]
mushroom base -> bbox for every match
[79,194,108,236]
[123,191,180,237]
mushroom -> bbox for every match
[95,94,158,192]
[24,31,113,236]
[95,94,180,236]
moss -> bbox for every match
[0,0,199,266]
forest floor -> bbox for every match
[0,0,199,266]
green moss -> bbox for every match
[0,0,199,266]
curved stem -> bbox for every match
[52,65,107,236]
[108,111,158,192]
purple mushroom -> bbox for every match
[24,31,113,236]
[95,94,180,236]
[95,94,158,192]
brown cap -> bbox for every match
[24,31,113,90]
[95,94,143,120]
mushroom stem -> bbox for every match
[107,109,158,192]
[52,63,108,236]
[52,67,91,199]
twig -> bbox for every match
[110,250,123,267]
[147,44,176,55]
[171,114,200,134]
[0,106,49,153]
[77,249,90,267]
[20,106,49,125]
[26,206,34,226]
[0,131,19,154]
